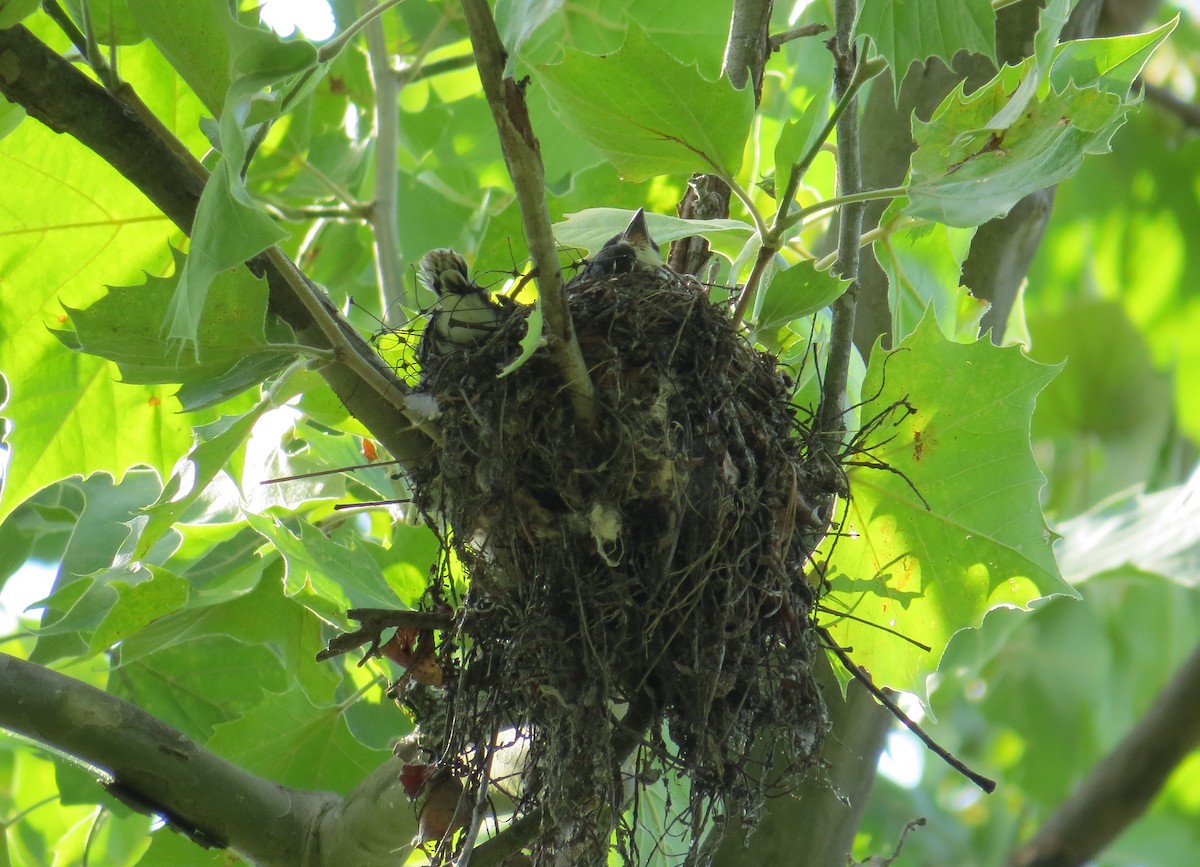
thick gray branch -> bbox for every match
[1008,640,1200,867]
[722,0,772,96]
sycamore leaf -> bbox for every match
[856,0,995,94]
[57,249,298,392]
[0,0,40,29]
[753,260,849,339]
[207,685,391,792]
[0,121,189,527]
[243,513,408,622]
[535,25,755,182]
[496,0,564,75]
[905,20,1175,228]
[820,314,1071,696]
[127,0,231,115]
[63,0,145,46]
[132,402,275,562]
[873,198,983,344]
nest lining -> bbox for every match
[410,270,837,862]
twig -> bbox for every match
[816,0,867,439]
[458,0,597,426]
[397,54,476,84]
[729,55,887,330]
[1008,640,1200,866]
[820,628,997,793]
[768,23,830,53]
[362,0,407,313]
[315,608,457,662]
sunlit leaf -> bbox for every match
[535,25,755,181]
[856,0,995,93]
[821,314,1071,696]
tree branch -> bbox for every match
[457,0,597,426]
[0,653,418,866]
[815,0,865,438]
[1008,640,1200,866]
[362,0,407,314]
[0,24,436,466]
[722,0,772,96]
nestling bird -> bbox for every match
[418,248,504,360]
[572,208,673,284]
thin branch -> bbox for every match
[362,0,407,313]
[816,2,867,440]
[768,23,830,53]
[1008,640,1200,866]
[458,0,596,425]
[316,608,457,662]
[820,630,997,793]
[0,653,337,865]
[730,55,886,330]
[396,54,476,84]
[316,0,407,64]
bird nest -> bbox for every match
[409,269,839,863]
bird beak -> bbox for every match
[620,208,657,253]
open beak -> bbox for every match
[618,208,663,271]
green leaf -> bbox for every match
[243,513,407,621]
[773,84,831,181]
[534,25,755,181]
[131,401,275,562]
[873,199,983,344]
[907,71,1126,228]
[0,0,40,28]
[63,0,145,45]
[165,9,318,344]
[821,314,1071,695]
[1050,17,1179,96]
[111,635,287,740]
[0,121,190,526]
[206,685,389,792]
[128,0,231,114]
[905,21,1174,228]
[89,566,189,653]
[496,0,564,75]
[856,0,995,93]
[752,260,849,342]
[58,250,298,389]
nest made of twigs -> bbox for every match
[410,269,838,864]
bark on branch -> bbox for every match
[0,653,418,866]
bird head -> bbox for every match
[578,208,668,281]
[419,248,475,297]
